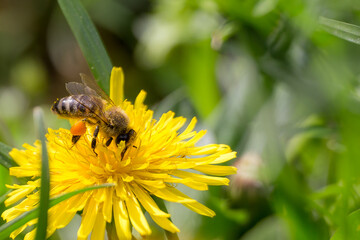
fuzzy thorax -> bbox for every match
[103,106,130,137]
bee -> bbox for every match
[51,74,136,156]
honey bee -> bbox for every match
[51,74,136,156]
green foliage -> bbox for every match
[0,142,16,169]
[331,209,360,239]
[33,108,50,240]
[182,40,220,118]
[320,17,360,45]
[57,0,112,94]
[0,190,11,205]
[3,0,360,239]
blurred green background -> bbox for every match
[2,0,360,239]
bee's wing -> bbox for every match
[65,81,110,125]
[79,73,115,106]
[65,82,98,97]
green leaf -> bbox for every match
[0,141,16,169]
[183,39,220,118]
[310,184,342,200]
[33,107,50,240]
[0,190,12,205]
[57,0,112,94]
[252,0,279,17]
[331,209,360,240]
[319,17,360,45]
[0,183,114,239]
[241,216,289,240]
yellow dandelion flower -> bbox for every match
[1,67,237,239]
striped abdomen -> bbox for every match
[51,95,104,119]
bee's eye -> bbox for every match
[109,125,114,129]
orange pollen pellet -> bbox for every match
[70,121,87,135]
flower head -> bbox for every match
[2,67,237,239]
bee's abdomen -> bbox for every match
[51,95,102,118]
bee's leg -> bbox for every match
[70,119,88,147]
[106,137,113,147]
[91,125,100,155]
[72,135,81,144]
[126,129,136,144]
[117,129,136,159]
[115,134,127,145]
[115,133,127,159]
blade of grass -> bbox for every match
[0,183,115,239]
[331,209,360,240]
[0,142,16,169]
[57,0,112,93]
[319,17,360,45]
[33,107,50,240]
[0,190,12,205]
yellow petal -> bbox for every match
[10,218,37,239]
[193,165,238,176]
[172,162,197,169]
[10,224,28,239]
[51,206,76,229]
[142,185,196,203]
[164,177,208,191]
[10,147,39,167]
[212,152,237,164]
[24,228,36,240]
[93,188,106,203]
[114,199,132,240]
[185,130,207,146]
[67,193,90,212]
[77,198,99,238]
[169,189,215,217]
[189,144,230,155]
[131,185,170,217]
[172,170,230,186]
[134,179,166,189]
[10,166,40,178]
[3,197,38,221]
[102,188,113,222]
[121,174,134,182]
[4,184,36,206]
[126,191,151,236]
[110,67,124,105]
[150,215,180,233]
[177,117,197,140]
[182,201,215,217]
[182,117,197,135]
[149,186,215,217]
[168,117,187,132]
[135,90,147,110]
[115,181,128,200]
[90,208,106,240]
[134,171,170,179]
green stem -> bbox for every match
[154,197,180,240]
[106,222,119,240]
